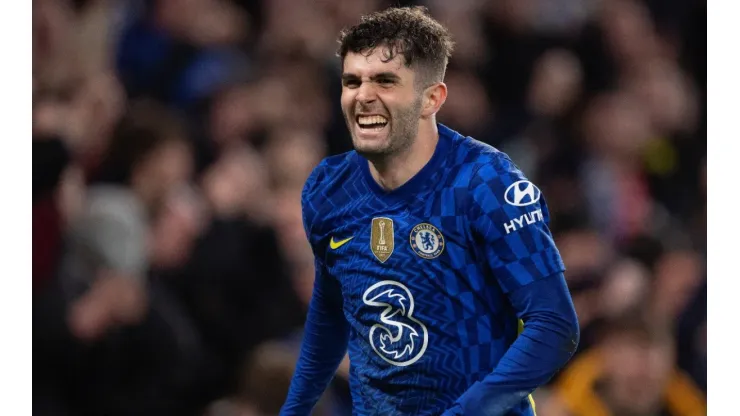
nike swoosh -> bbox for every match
[330,236,354,250]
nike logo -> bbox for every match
[330,236,354,250]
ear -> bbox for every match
[421,82,447,118]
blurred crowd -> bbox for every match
[32,0,706,415]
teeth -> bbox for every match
[358,115,388,126]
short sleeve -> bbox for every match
[467,162,565,293]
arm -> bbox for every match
[445,274,579,416]
[280,257,350,415]
[445,162,579,416]
[281,163,350,415]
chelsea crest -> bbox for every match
[409,223,445,259]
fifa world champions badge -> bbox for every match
[410,223,445,259]
[371,217,395,263]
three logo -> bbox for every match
[363,280,429,366]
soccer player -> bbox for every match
[281,6,579,416]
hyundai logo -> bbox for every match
[504,180,541,207]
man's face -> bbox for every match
[341,46,424,159]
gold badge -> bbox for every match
[371,217,394,263]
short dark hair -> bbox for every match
[337,6,454,86]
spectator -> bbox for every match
[554,314,706,416]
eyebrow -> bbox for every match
[341,72,401,82]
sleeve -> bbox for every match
[280,166,351,416]
[466,162,565,292]
[443,162,579,416]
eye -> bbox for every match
[377,78,394,86]
[343,79,360,88]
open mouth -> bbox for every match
[356,115,389,131]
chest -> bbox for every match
[319,203,472,295]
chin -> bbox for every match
[353,141,392,158]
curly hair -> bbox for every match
[337,6,454,87]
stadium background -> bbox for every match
[32,0,706,415]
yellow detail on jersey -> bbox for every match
[517,319,537,416]
[529,394,537,416]
[329,236,354,250]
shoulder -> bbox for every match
[301,151,357,204]
[443,129,545,220]
[443,127,528,190]
[301,151,359,237]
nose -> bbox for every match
[355,81,377,104]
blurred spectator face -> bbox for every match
[600,0,659,66]
[201,146,270,220]
[558,229,611,277]
[279,64,332,130]
[33,72,125,165]
[652,250,703,319]
[134,138,193,208]
[601,329,674,415]
[209,85,260,149]
[150,187,207,270]
[583,90,652,159]
[67,72,126,162]
[264,127,326,189]
[251,75,292,128]
[426,1,488,67]
[440,69,492,134]
[624,59,698,135]
[599,259,650,319]
[527,49,583,118]
[340,46,426,159]
[154,0,249,46]
[33,0,76,88]
[248,61,331,132]
[486,0,538,32]
[261,0,336,59]
[33,96,72,138]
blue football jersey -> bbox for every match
[301,124,565,415]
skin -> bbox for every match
[340,46,448,190]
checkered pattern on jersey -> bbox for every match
[301,124,564,416]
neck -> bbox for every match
[368,121,439,191]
